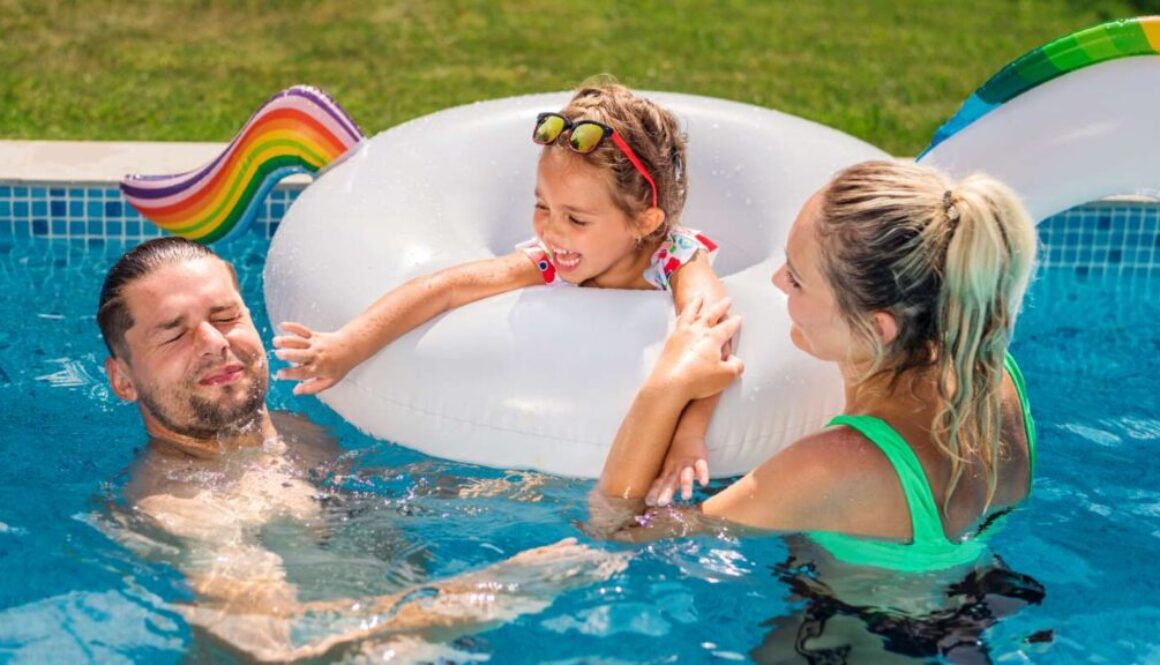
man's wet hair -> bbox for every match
[97,237,239,360]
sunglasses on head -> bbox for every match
[532,112,659,208]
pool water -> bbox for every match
[0,234,1157,663]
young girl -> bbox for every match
[274,82,727,486]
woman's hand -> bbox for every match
[272,322,357,395]
[646,434,709,507]
[649,295,744,402]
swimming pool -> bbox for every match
[0,206,1157,662]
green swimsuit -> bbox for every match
[807,354,1037,572]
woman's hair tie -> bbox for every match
[943,189,961,225]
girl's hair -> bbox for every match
[555,79,688,237]
[816,160,1037,508]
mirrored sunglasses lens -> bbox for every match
[534,115,566,144]
[569,123,606,153]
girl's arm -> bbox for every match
[650,252,730,505]
[275,251,542,395]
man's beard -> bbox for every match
[139,367,267,440]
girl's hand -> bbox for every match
[646,435,710,507]
[650,295,744,402]
[272,322,356,395]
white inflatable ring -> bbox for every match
[264,91,888,478]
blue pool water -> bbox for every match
[0,233,1157,663]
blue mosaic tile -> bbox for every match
[13,221,30,238]
[7,182,1154,274]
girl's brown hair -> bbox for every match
[553,79,688,238]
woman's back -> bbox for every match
[861,363,1034,543]
[804,354,1036,575]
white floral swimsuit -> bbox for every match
[515,227,718,290]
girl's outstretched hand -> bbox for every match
[650,295,744,402]
[272,322,356,395]
[646,435,710,507]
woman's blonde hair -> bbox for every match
[817,160,1037,508]
[554,78,688,238]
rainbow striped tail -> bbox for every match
[121,85,364,243]
[919,16,1160,160]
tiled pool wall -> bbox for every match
[0,183,300,242]
[1,182,1158,278]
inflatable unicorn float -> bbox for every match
[122,18,1160,477]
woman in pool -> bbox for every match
[275,81,727,467]
[600,160,1038,574]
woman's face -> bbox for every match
[771,189,869,364]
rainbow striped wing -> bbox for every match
[120,85,364,243]
[919,17,1160,159]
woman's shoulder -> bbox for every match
[705,424,908,535]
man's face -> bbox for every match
[106,257,268,440]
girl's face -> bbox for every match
[771,189,868,364]
[533,149,644,287]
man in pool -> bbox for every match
[97,237,624,661]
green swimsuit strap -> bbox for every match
[1004,352,1038,484]
[827,414,949,546]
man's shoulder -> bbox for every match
[270,411,341,464]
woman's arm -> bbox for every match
[594,429,889,542]
[590,296,890,542]
[597,296,742,500]
[651,253,731,504]
[275,251,542,395]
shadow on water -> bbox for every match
[750,553,1048,664]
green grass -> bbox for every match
[2,0,1157,155]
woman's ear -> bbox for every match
[634,207,666,240]
[870,310,899,346]
[106,356,138,402]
